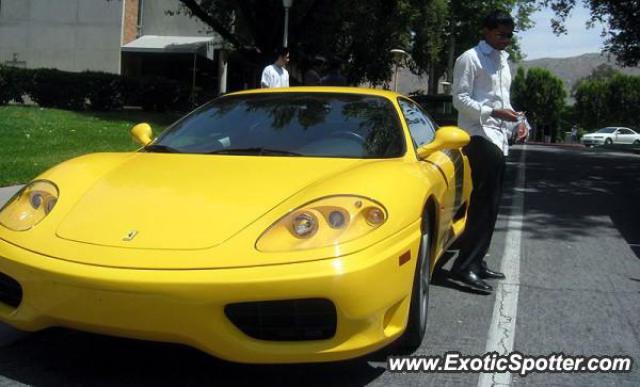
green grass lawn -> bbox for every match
[0,106,181,186]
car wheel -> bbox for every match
[605,138,613,145]
[634,140,640,145]
[399,216,431,351]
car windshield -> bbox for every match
[151,93,405,158]
[596,127,617,133]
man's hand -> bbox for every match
[491,108,519,122]
[516,121,529,142]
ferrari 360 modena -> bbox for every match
[0,87,471,363]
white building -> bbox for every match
[0,0,228,93]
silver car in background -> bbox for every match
[581,127,640,146]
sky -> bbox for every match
[518,4,607,60]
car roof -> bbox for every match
[225,86,405,100]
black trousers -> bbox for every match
[452,136,506,272]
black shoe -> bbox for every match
[449,270,493,292]
[478,267,506,280]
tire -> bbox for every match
[633,140,640,146]
[605,138,613,145]
[399,216,431,351]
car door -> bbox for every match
[398,98,460,246]
[617,128,634,144]
[612,128,621,144]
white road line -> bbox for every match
[478,146,527,387]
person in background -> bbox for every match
[303,56,325,86]
[261,47,290,88]
[571,124,578,143]
[321,58,347,86]
[448,10,528,292]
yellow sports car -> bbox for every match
[0,87,471,363]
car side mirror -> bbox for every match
[131,123,154,146]
[416,126,470,159]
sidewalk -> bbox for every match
[524,141,585,149]
[523,141,640,154]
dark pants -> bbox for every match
[452,136,505,272]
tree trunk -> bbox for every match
[427,64,436,94]
[447,34,456,84]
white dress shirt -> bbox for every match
[452,40,516,155]
[261,64,289,88]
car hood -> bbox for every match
[56,153,363,250]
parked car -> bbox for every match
[0,87,472,363]
[581,127,640,146]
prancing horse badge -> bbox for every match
[123,230,138,241]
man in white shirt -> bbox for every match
[449,10,528,292]
[261,48,290,88]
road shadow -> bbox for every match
[510,145,640,259]
[0,328,386,386]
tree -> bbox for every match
[571,63,619,94]
[511,66,528,106]
[173,1,544,93]
[174,0,449,87]
[542,0,640,66]
[511,67,567,141]
[583,63,619,81]
[422,0,540,94]
[574,73,640,130]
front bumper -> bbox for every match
[0,220,421,364]
[581,138,604,146]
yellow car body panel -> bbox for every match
[0,87,471,363]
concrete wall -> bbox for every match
[141,0,211,37]
[0,0,124,73]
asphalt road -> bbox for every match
[0,144,639,386]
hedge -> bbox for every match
[0,66,195,112]
[0,66,32,105]
[85,71,125,111]
[29,68,89,110]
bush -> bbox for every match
[1,66,194,112]
[0,66,32,105]
[0,70,7,105]
[127,76,191,112]
[84,71,124,111]
[29,69,89,110]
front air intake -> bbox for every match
[0,272,22,308]
[225,298,337,341]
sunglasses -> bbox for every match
[496,32,514,39]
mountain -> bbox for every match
[512,53,640,99]
[376,52,640,99]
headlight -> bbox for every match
[292,212,318,237]
[0,180,59,231]
[256,195,387,252]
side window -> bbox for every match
[619,129,632,135]
[398,99,437,148]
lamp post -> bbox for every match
[390,49,410,92]
[282,0,293,48]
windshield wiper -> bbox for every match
[208,147,302,156]
[144,144,183,154]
